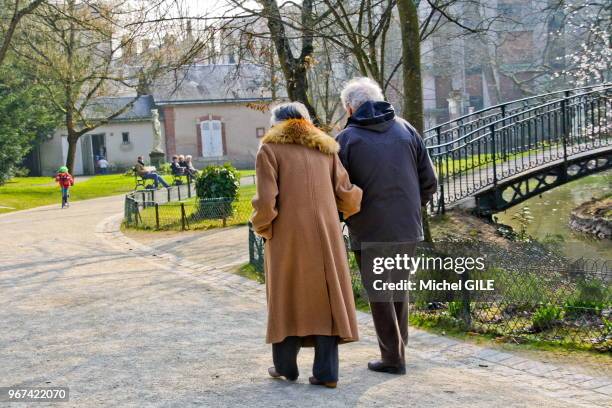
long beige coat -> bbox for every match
[251,119,363,345]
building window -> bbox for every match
[256,127,265,138]
[200,120,224,157]
[122,132,130,144]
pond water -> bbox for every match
[495,169,612,262]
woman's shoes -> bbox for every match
[268,367,297,382]
[268,367,282,378]
[308,376,337,389]
[269,367,336,387]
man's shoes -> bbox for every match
[309,376,337,389]
[367,360,406,375]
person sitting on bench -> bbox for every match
[183,155,199,178]
[170,155,185,176]
[135,155,169,189]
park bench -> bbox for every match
[133,167,155,190]
[172,173,190,186]
[171,167,191,186]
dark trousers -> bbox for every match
[143,172,169,188]
[61,187,70,207]
[272,336,339,382]
[354,250,409,367]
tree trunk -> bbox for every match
[471,1,501,106]
[65,133,79,175]
[287,64,319,122]
[259,0,320,123]
[397,0,432,242]
[482,62,501,106]
[397,0,424,132]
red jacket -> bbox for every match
[55,172,74,188]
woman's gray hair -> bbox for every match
[269,102,311,126]
[340,77,385,111]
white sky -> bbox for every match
[179,0,259,17]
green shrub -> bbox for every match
[448,301,463,319]
[195,164,240,220]
[603,318,612,335]
[511,206,534,241]
[0,61,60,185]
[492,267,559,307]
[351,272,363,300]
[158,162,172,175]
[564,279,610,317]
[196,163,239,200]
[532,304,563,331]
[347,251,358,272]
[12,167,30,177]
[350,272,370,311]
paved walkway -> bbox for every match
[0,195,611,407]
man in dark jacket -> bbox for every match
[337,77,437,375]
[170,155,185,176]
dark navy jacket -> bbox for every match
[336,101,438,249]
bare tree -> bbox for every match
[0,0,46,65]
[306,38,357,129]
[12,0,211,173]
[316,0,395,88]
[223,0,321,122]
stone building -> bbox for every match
[33,64,281,175]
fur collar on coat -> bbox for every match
[261,119,339,155]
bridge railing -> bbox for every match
[423,83,610,147]
[426,84,612,213]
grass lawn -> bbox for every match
[237,169,255,178]
[0,174,158,214]
[0,168,256,215]
[236,263,264,283]
[435,144,562,177]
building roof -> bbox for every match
[151,64,285,105]
[84,95,155,122]
[82,64,283,119]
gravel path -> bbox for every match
[0,195,610,407]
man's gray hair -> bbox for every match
[340,77,385,111]
[270,102,311,126]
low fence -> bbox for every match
[124,183,252,230]
[248,222,265,270]
[248,224,611,351]
[129,181,197,204]
[408,260,611,351]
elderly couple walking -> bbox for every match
[251,77,438,388]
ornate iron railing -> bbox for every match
[425,83,612,214]
[423,84,611,146]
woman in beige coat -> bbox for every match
[251,102,362,388]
